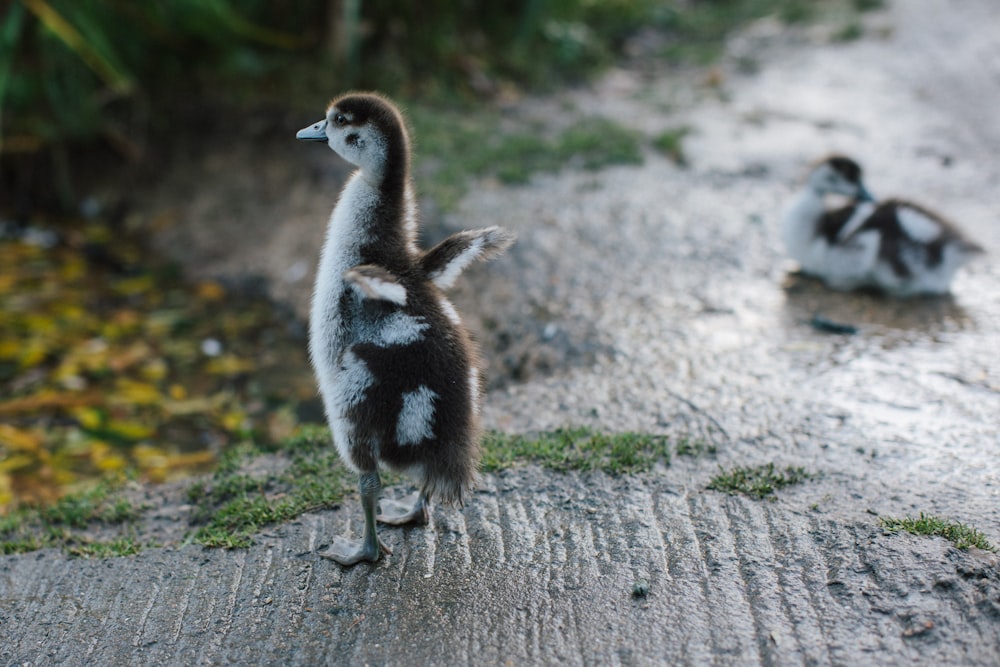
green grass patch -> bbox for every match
[556,118,644,171]
[66,536,144,559]
[186,425,353,549]
[675,436,717,458]
[652,126,691,165]
[4,425,714,554]
[879,513,996,552]
[656,0,879,64]
[708,463,813,500]
[657,0,816,64]
[832,21,864,42]
[191,425,714,548]
[0,482,144,556]
[410,109,644,209]
[482,427,679,474]
[39,485,141,529]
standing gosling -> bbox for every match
[782,155,983,295]
[297,92,515,566]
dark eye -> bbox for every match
[334,113,347,126]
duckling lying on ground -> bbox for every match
[781,155,984,296]
[297,92,515,566]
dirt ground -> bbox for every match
[3,1,1000,664]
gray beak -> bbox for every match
[297,119,328,142]
[857,183,876,203]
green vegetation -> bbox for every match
[655,0,816,64]
[1,481,145,556]
[880,513,996,552]
[186,425,352,549]
[66,536,143,558]
[0,0,657,162]
[0,229,313,511]
[675,436,717,458]
[1,0,883,180]
[655,0,883,64]
[707,463,814,499]
[3,0,886,213]
[483,427,691,474]
[192,426,715,548]
[652,126,691,165]
[411,110,643,208]
[4,425,716,554]
[39,484,139,528]
[832,21,864,42]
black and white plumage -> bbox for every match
[297,92,514,566]
[781,155,984,296]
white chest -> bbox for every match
[309,173,378,365]
[780,191,825,264]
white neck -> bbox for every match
[781,187,826,263]
[310,171,377,336]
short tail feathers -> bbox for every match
[419,421,483,507]
[344,265,407,305]
[419,437,481,508]
[421,226,516,290]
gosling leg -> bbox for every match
[319,471,391,566]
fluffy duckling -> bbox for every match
[297,92,515,566]
[782,155,984,295]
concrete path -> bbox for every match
[3,1,1000,665]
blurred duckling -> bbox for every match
[782,155,983,295]
[297,92,515,566]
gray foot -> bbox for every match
[318,534,391,566]
[377,494,430,526]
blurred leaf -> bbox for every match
[0,1,26,149]
[167,450,215,468]
[205,355,256,376]
[163,394,223,417]
[0,274,16,293]
[145,310,186,336]
[0,339,20,360]
[1,229,312,512]
[207,2,302,49]
[0,424,44,452]
[107,341,154,372]
[0,454,36,473]
[88,442,126,472]
[132,444,168,480]
[196,280,226,302]
[21,0,133,94]
[221,410,247,432]
[0,390,101,415]
[105,419,155,442]
[111,275,155,297]
[110,378,161,406]
[139,358,168,382]
[71,406,103,429]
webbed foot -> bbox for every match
[377,493,430,526]
[318,534,391,566]
[320,471,392,566]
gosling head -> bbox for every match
[297,92,410,183]
[806,155,875,202]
